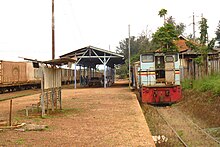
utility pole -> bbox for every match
[128,25,131,88]
[52,0,55,60]
[51,0,55,112]
[193,12,195,41]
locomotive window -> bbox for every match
[175,54,178,62]
[165,56,174,62]
[142,55,154,62]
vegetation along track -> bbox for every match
[142,104,220,147]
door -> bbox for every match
[165,55,175,84]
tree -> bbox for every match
[167,16,175,25]
[215,20,220,39]
[158,9,167,24]
[176,23,185,36]
[116,32,152,78]
[199,17,209,45]
[167,16,185,36]
[116,33,152,62]
[116,36,138,60]
[152,23,178,52]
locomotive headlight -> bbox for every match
[146,88,150,93]
[165,90,170,96]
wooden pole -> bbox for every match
[52,0,55,60]
[9,99,12,126]
[128,25,131,88]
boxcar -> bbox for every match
[0,61,41,93]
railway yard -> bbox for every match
[1,0,220,146]
[0,80,219,146]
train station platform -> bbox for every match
[0,80,155,146]
[60,80,155,146]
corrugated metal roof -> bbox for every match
[60,46,124,68]
[43,57,77,66]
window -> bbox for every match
[141,54,154,63]
[175,54,178,62]
[165,56,174,62]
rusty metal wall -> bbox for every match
[0,61,27,84]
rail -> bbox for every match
[155,108,188,147]
[175,108,220,144]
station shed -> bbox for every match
[23,57,76,117]
[60,46,124,88]
[40,58,76,116]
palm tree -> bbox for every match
[158,9,167,25]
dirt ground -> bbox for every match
[177,89,220,128]
[177,89,220,142]
[0,81,155,146]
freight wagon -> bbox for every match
[133,52,182,104]
[0,61,41,93]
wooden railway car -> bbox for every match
[135,52,182,104]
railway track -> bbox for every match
[142,104,220,146]
[156,107,188,147]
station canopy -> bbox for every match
[60,46,125,68]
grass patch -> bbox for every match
[193,74,220,95]
[182,74,220,95]
[181,79,193,90]
[0,94,34,102]
[15,138,25,145]
[177,130,184,137]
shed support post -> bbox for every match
[79,65,82,86]
[59,87,62,110]
[51,89,54,112]
[104,53,106,88]
[74,63,77,89]
[89,66,92,79]
[41,66,45,117]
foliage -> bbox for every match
[167,16,186,35]
[199,17,209,45]
[116,64,128,79]
[158,8,167,24]
[175,23,186,36]
[185,41,198,51]
[208,38,216,50]
[193,56,203,65]
[116,34,151,61]
[192,74,220,95]
[183,74,220,95]
[215,20,220,39]
[181,79,193,90]
[116,32,153,78]
[152,23,179,52]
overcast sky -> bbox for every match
[0,0,219,61]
